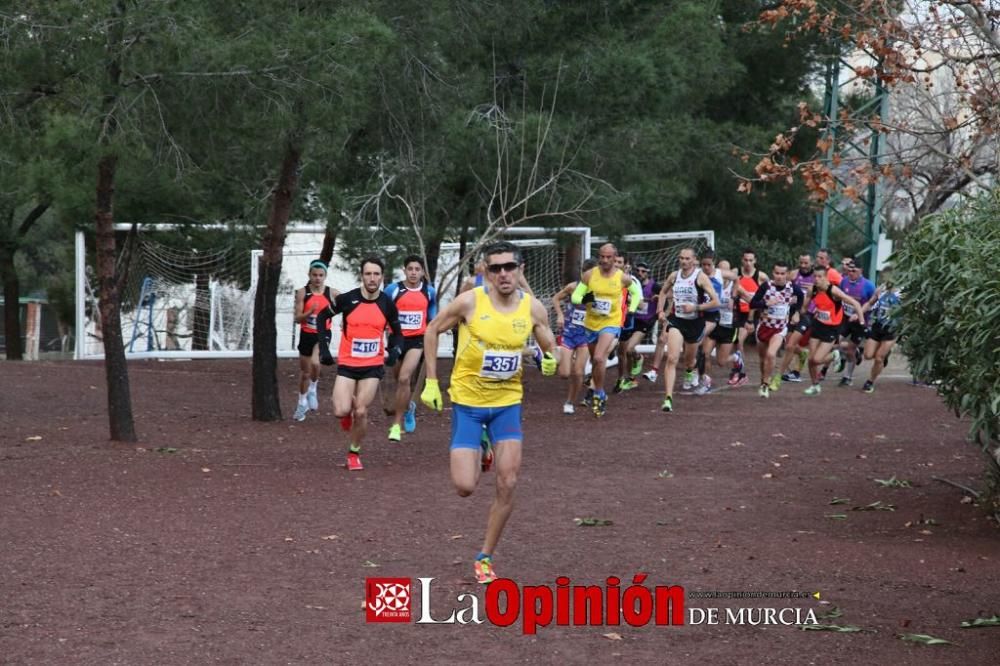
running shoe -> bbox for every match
[693,375,712,396]
[782,371,802,383]
[387,423,401,442]
[768,373,782,392]
[562,402,575,415]
[733,373,749,387]
[581,387,594,406]
[403,401,417,433]
[733,350,745,374]
[480,434,494,472]
[632,354,644,376]
[758,384,770,399]
[660,396,673,412]
[804,384,822,396]
[474,556,497,584]
[833,349,845,374]
[643,369,658,383]
[727,368,741,386]
[620,378,638,392]
[682,370,698,391]
[346,452,364,471]
[307,390,319,412]
[293,403,308,422]
[613,378,626,394]
[592,393,607,418]
[838,376,853,387]
[862,380,874,393]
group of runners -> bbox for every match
[289,241,901,584]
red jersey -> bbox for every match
[738,269,763,313]
[333,289,402,368]
[301,286,334,334]
[812,285,843,327]
[387,281,436,338]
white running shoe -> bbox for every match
[307,390,319,411]
[562,402,575,415]
[293,403,308,422]
[682,370,699,391]
[643,369,658,383]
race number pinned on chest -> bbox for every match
[351,338,380,358]
[767,303,790,320]
[480,349,521,380]
[815,309,832,323]
[593,298,612,316]
[720,308,734,327]
[399,310,423,330]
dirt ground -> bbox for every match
[1,355,998,665]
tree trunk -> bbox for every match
[192,272,210,350]
[1,240,23,361]
[425,234,443,282]
[319,221,338,266]
[562,237,582,284]
[252,137,303,421]
[95,153,137,442]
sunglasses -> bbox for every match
[487,262,519,274]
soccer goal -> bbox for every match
[74,224,592,360]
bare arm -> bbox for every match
[423,291,475,381]
[657,273,676,318]
[293,288,308,323]
[696,272,721,312]
[552,281,577,332]
[530,298,556,355]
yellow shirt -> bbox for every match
[449,287,533,407]
[583,268,624,331]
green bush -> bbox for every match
[892,192,1000,513]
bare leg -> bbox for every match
[663,327,685,398]
[480,439,522,556]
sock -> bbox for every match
[476,551,491,561]
[349,443,361,454]
[596,389,606,399]
[298,392,308,406]
[308,380,318,393]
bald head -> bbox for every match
[597,243,617,273]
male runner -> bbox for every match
[694,251,740,393]
[801,266,864,396]
[384,255,438,441]
[748,261,805,398]
[729,248,768,386]
[292,260,338,422]
[862,269,902,393]
[692,260,741,394]
[624,260,660,382]
[317,257,402,471]
[836,259,876,386]
[571,243,642,417]
[656,248,720,412]
[552,258,598,414]
[420,241,557,584]
[779,252,816,382]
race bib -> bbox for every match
[480,350,520,380]
[815,310,831,323]
[593,298,612,316]
[570,309,586,326]
[399,310,424,330]
[720,308,734,327]
[843,304,856,317]
[306,313,317,329]
[767,303,790,321]
[351,338,380,358]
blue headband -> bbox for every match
[309,260,328,271]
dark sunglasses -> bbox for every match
[487,262,519,274]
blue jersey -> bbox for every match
[703,269,723,313]
[871,288,901,328]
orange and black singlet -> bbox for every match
[333,289,403,368]
[301,286,334,334]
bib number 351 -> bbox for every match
[480,351,520,380]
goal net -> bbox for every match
[74,225,593,359]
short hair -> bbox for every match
[773,260,789,270]
[817,247,832,256]
[701,248,716,261]
[742,247,756,257]
[582,258,599,271]
[634,260,650,270]
[483,241,522,265]
[402,254,424,269]
[360,256,385,274]
[814,265,830,274]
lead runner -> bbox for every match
[420,241,558,584]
